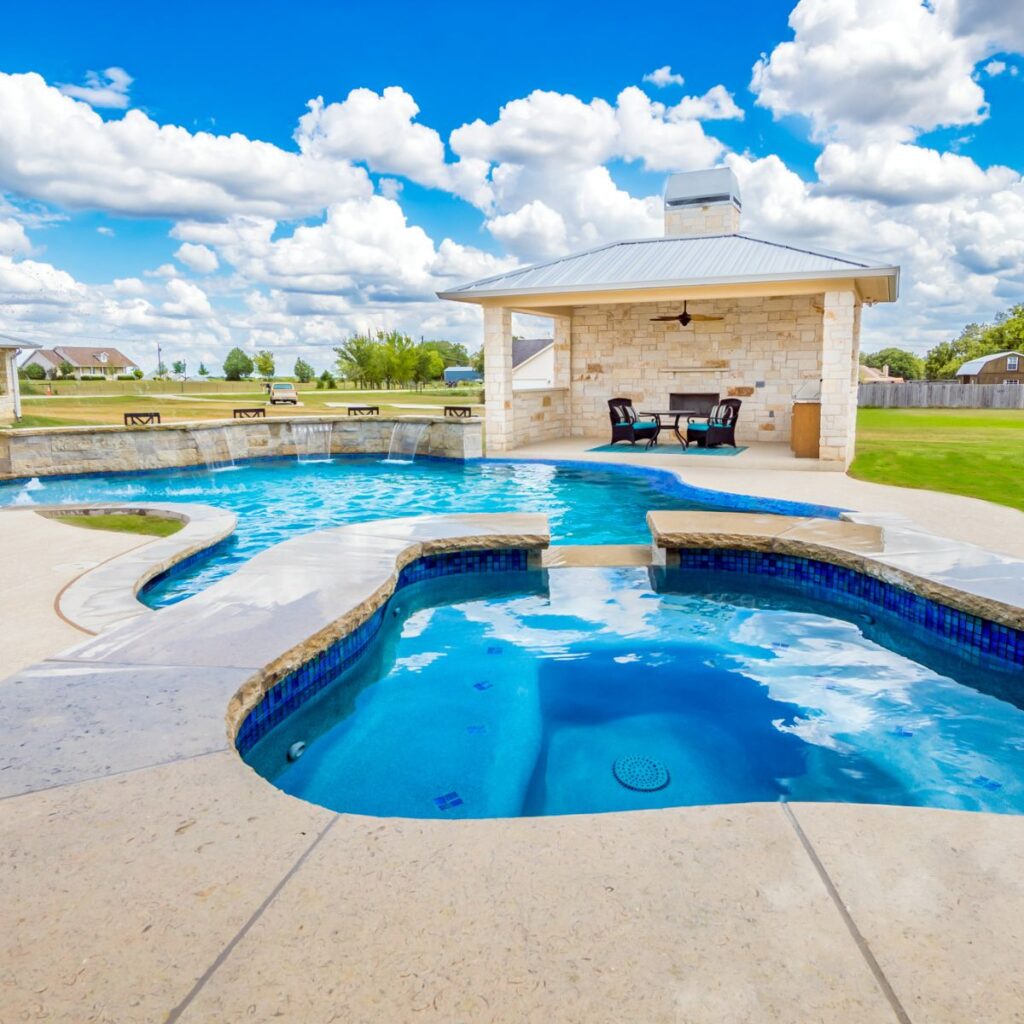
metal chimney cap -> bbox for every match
[664,167,741,210]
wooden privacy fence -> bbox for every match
[859,382,1024,409]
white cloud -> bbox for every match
[145,263,179,278]
[751,0,993,142]
[983,60,1007,76]
[643,66,685,87]
[174,242,219,273]
[0,72,371,220]
[672,85,745,121]
[113,277,147,296]
[295,87,491,206]
[58,67,133,109]
[0,218,31,255]
[162,278,213,318]
[96,226,114,236]
[815,142,1020,203]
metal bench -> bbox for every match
[233,407,266,419]
[347,405,379,416]
[444,405,473,418]
[123,411,160,426]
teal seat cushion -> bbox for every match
[688,422,709,431]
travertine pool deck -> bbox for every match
[2,501,1024,1021]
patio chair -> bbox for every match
[608,398,661,448]
[686,399,741,448]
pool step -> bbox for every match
[542,545,652,568]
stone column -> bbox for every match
[819,289,861,467]
[483,306,514,453]
[551,313,571,389]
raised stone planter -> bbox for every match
[0,415,482,479]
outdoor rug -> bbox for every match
[586,444,747,456]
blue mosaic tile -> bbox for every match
[473,681,493,691]
[433,791,464,810]
[466,724,487,734]
[486,646,504,655]
[670,548,1024,672]
[235,547,532,754]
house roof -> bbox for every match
[0,331,42,351]
[956,351,1024,376]
[512,337,553,368]
[438,234,900,303]
[49,345,138,367]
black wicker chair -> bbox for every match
[608,397,661,448]
[686,399,741,448]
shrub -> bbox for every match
[22,363,46,380]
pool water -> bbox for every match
[246,567,1024,818]
[0,456,835,605]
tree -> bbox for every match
[254,350,276,380]
[198,363,209,376]
[413,347,445,385]
[22,362,46,380]
[334,334,384,388]
[58,360,75,379]
[318,369,336,390]
[922,304,1024,379]
[860,347,924,380]
[294,357,315,383]
[380,331,419,387]
[171,359,186,377]
[471,347,484,374]
[155,361,168,377]
[223,347,254,381]
[132,368,144,380]
[420,339,471,367]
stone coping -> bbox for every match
[648,510,1024,631]
[0,412,460,438]
[32,502,238,634]
[0,512,549,800]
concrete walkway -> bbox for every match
[0,510,149,674]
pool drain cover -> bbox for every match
[612,755,670,792]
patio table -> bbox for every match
[638,409,697,446]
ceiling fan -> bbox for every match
[650,301,723,327]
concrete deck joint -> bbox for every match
[782,802,913,1024]
[164,814,339,1023]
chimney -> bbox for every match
[664,167,741,238]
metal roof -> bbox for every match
[0,331,41,350]
[956,351,1024,376]
[438,234,899,302]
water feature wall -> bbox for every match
[292,422,334,463]
[0,416,482,479]
[384,421,429,463]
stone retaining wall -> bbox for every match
[512,388,569,447]
[0,415,482,479]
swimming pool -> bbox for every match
[0,456,838,605]
[245,566,1024,818]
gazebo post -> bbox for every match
[819,289,862,466]
[483,306,514,452]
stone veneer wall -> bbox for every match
[0,416,482,479]
[0,352,14,421]
[566,295,824,446]
[664,201,741,238]
[512,389,570,447]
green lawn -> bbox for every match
[851,408,1024,512]
[50,512,184,537]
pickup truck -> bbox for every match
[268,382,299,405]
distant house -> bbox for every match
[955,351,1024,385]
[512,338,555,391]
[443,365,483,385]
[21,345,140,380]
[858,363,903,384]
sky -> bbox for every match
[0,0,1022,373]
